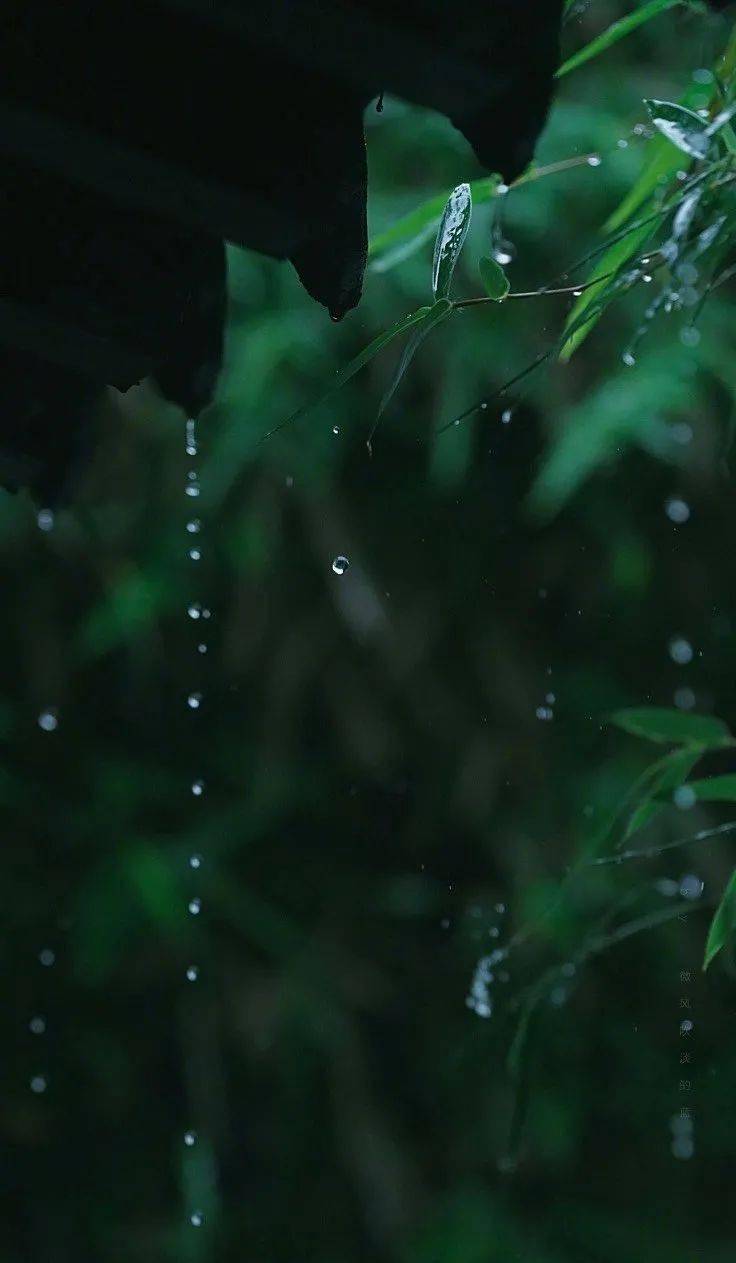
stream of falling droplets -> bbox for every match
[183,416,208,1232]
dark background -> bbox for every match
[2,3,736,1259]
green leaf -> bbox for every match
[644,98,711,160]
[432,183,472,300]
[687,773,736,803]
[368,176,501,272]
[559,217,655,360]
[374,299,453,423]
[625,747,702,837]
[704,868,736,970]
[264,306,432,439]
[557,0,684,79]
[610,707,733,748]
[479,256,510,301]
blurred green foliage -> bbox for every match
[3,3,736,1260]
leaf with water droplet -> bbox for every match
[644,99,710,160]
[704,867,736,970]
[432,183,472,300]
[479,256,510,302]
[610,707,733,749]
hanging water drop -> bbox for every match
[37,709,58,732]
[332,555,349,576]
[190,1212,204,1228]
[29,1016,46,1034]
[186,965,199,982]
[187,692,203,710]
[187,519,201,534]
[188,897,201,916]
[184,1130,197,1147]
[37,508,55,532]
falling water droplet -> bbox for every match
[679,873,703,901]
[186,965,199,982]
[332,555,349,576]
[189,852,203,868]
[680,325,701,348]
[187,692,202,710]
[673,785,696,810]
[190,1211,204,1228]
[535,706,554,721]
[188,897,201,916]
[668,636,693,665]
[30,1075,47,1093]
[189,548,201,561]
[197,643,208,654]
[622,351,636,367]
[501,408,513,425]
[38,709,58,732]
[191,781,205,798]
[674,686,696,711]
[37,508,55,532]
[185,418,198,456]
[38,949,55,967]
[666,497,691,522]
[184,1130,197,1147]
[187,519,201,534]
[29,1016,46,1035]
[332,425,340,436]
[187,603,202,620]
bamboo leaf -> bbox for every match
[432,183,473,300]
[610,707,733,748]
[704,868,736,970]
[479,256,510,301]
[644,98,711,159]
[557,0,684,79]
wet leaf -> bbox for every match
[432,183,472,300]
[644,99,711,160]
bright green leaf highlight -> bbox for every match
[704,868,736,970]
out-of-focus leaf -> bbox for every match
[625,747,702,837]
[559,217,655,360]
[557,0,684,79]
[610,707,733,748]
[686,773,736,802]
[644,98,711,159]
[432,183,472,300]
[527,357,699,518]
[479,256,510,301]
[704,868,736,969]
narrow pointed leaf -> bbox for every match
[557,0,683,79]
[264,307,432,438]
[432,183,472,300]
[625,747,702,837]
[479,256,510,301]
[376,299,453,420]
[704,868,736,970]
[644,99,711,160]
[610,707,733,748]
